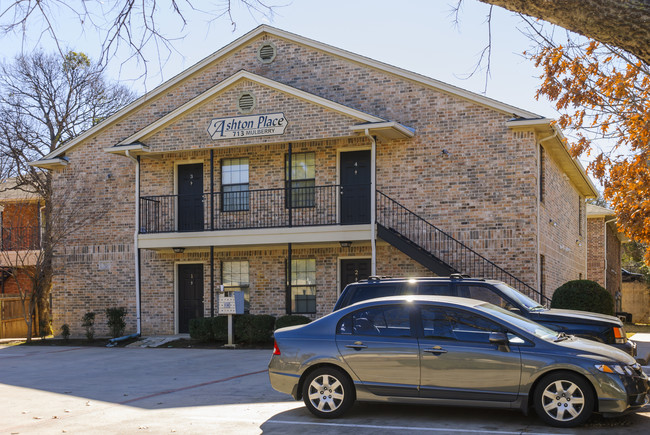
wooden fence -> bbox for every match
[0,296,36,339]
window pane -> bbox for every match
[286,152,315,181]
[351,305,411,337]
[291,286,316,313]
[457,285,507,308]
[223,184,249,211]
[421,307,456,339]
[223,260,250,312]
[222,158,249,185]
[444,308,502,344]
[291,259,315,285]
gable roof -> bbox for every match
[107,70,406,150]
[34,25,540,164]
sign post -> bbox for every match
[217,285,244,348]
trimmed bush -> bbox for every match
[235,314,276,344]
[275,315,311,330]
[211,316,229,341]
[82,312,95,341]
[551,280,614,315]
[189,318,214,342]
[106,307,127,338]
[60,324,71,341]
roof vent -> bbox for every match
[238,92,256,113]
[257,43,277,64]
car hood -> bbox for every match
[531,308,621,326]
[553,335,637,365]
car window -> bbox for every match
[417,283,452,296]
[421,307,503,343]
[456,285,510,309]
[337,305,412,337]
[346,284,408,306]
[420,307,456,340]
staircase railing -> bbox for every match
[376,191,549,304]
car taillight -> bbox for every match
[273,340,281,355]
[613,326,626,344]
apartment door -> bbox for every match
[178,264,204,334]
[340,150,370,224]
[177,163,204,231]
[340,258,371,294]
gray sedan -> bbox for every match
[268,296,649,428]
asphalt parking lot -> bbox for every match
[1,345,649,435]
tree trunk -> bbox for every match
[480,0,650,65]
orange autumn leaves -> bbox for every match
[529,40,650,262]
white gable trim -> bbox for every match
[114,70,384,146]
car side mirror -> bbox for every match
[489,331,511,352]
[489,331,508,344]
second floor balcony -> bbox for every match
[139,184,371,235]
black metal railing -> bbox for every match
[140,185,342,233]
[0,226,41,251]
[376,191,549,304]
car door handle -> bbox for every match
[345,342,367,350]
[423,347,447,355]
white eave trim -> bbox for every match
[349,121,415,140]
[506,118,599,198]
[105,143,151,156]
[116,70,384,146]
[28,157,68,169]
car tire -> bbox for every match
[302,366,355,418]
[533,371,594,428]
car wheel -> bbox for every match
[533,371,594,427]
[302,366,354,418]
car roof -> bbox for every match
[345,294,487,309]
[348,276,504,286]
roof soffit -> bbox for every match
[36,25,541,163]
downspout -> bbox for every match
[537,129,557,296]
[125,150,141,336]
[604,217,617,292]
[364,129,377,276]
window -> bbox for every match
[286,152,315,208]
[456,285,510,309]
[221,158,249,211]
[222,261,250,312]
[290,259,316,314]
[337,305,412,337]
[421,307,502,343]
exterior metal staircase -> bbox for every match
[376,191,548,303]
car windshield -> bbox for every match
[493,283,545,311]
[478,302,557,340]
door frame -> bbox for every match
[338,256,371,298]
[336,147,370,224]
[174,261,207,334]
[174,160,205,231]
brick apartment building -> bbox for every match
[0,178,41,296]
[31,26,598,337]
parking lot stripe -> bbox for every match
[119,369,268,404]
[265,420,568,435]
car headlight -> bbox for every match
[595,363,631,375]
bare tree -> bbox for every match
[0,1,280,76]
[0,51,136,336]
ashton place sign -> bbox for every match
[207,112,289,140]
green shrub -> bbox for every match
[275,315,311,330]
[82,312,95,341]
[60,324,71,341]
[106,307,127,338]
[551,280,614,315]
[189,318,214,342]
[235,314,276,344]
[211,316,229,341]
